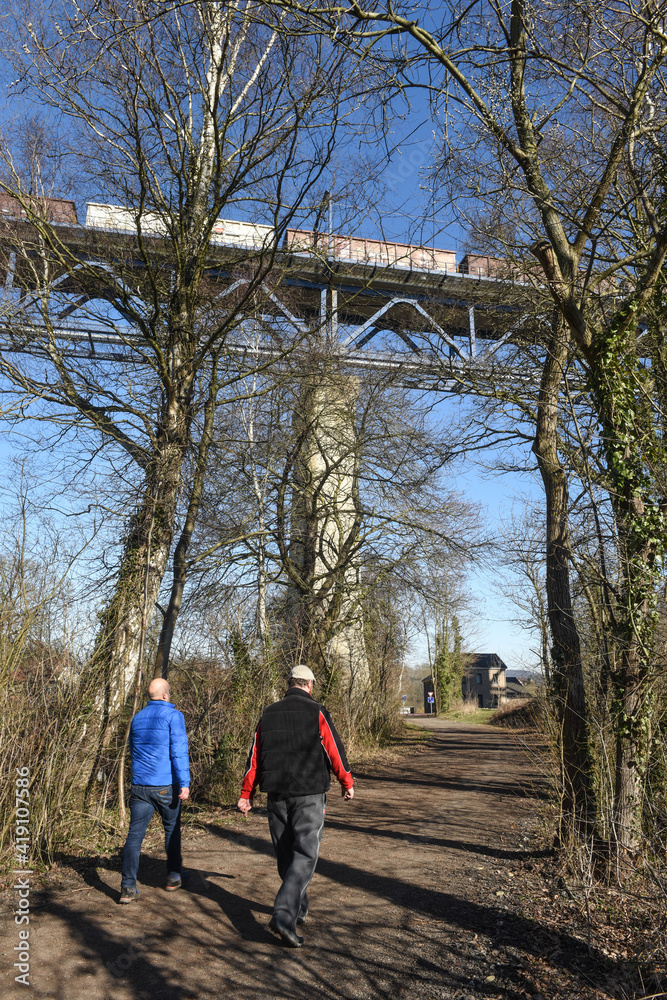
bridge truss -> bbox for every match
[0,213,547,391]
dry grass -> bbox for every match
[489,697,543,730]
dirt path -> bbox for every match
[1,721,619,1000]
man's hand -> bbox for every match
[179,787,190,800]
[342,785,354,801]
[237,796,253,816]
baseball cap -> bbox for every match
[289,664,316,683]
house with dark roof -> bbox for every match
[505,676,527,699]
[462,653,508,708]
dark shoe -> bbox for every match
[296,909,308,925]
[269,916,304,948]
[165,874,182,891]
[119,886,140,904]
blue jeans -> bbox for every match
[267,792,326,931]
[121,784,182,889]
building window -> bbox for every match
[476,673,482,684]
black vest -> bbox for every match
[258,687,331,795]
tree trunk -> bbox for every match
[83,425,187,806]
[612,642,646,852]
[587,328,659,853]
[154,373,218,679]
[607,516,656,852]
[532,312,597,839]
[94,433,186,715]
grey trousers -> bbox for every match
[267,792,326,931]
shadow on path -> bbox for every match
[36,892,200,1000]
[209,822,602,991]
[322,818,553,860]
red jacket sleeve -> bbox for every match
[240,721,261,799]
[319,710,353,789]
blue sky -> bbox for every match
[404,392,545,674]
[337,101,546,672]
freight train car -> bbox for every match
[210,217,275,248]
[458,254,509,278]
[458,253,538,284]
[0,194,78,224]
[85,203,166,235]
[285,229,457,272]
[85,204,276,250]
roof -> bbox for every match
[463,652,508,674]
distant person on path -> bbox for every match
[119,677,190,903]
[237,664,354,947]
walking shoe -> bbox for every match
[165,874,182,891]
[296,909,308,925]
[119,886,140,904]
[269,916,304,948]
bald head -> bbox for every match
[148,677,171,701]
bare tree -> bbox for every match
[294,0,667,851]
[0,0,365,730]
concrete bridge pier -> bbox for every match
[287,362,370,699]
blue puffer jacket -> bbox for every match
[129,700,190,788]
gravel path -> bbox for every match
[1,720,618,1000]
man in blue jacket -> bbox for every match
[119,677,190,903]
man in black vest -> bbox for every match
[237,664,354,947]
